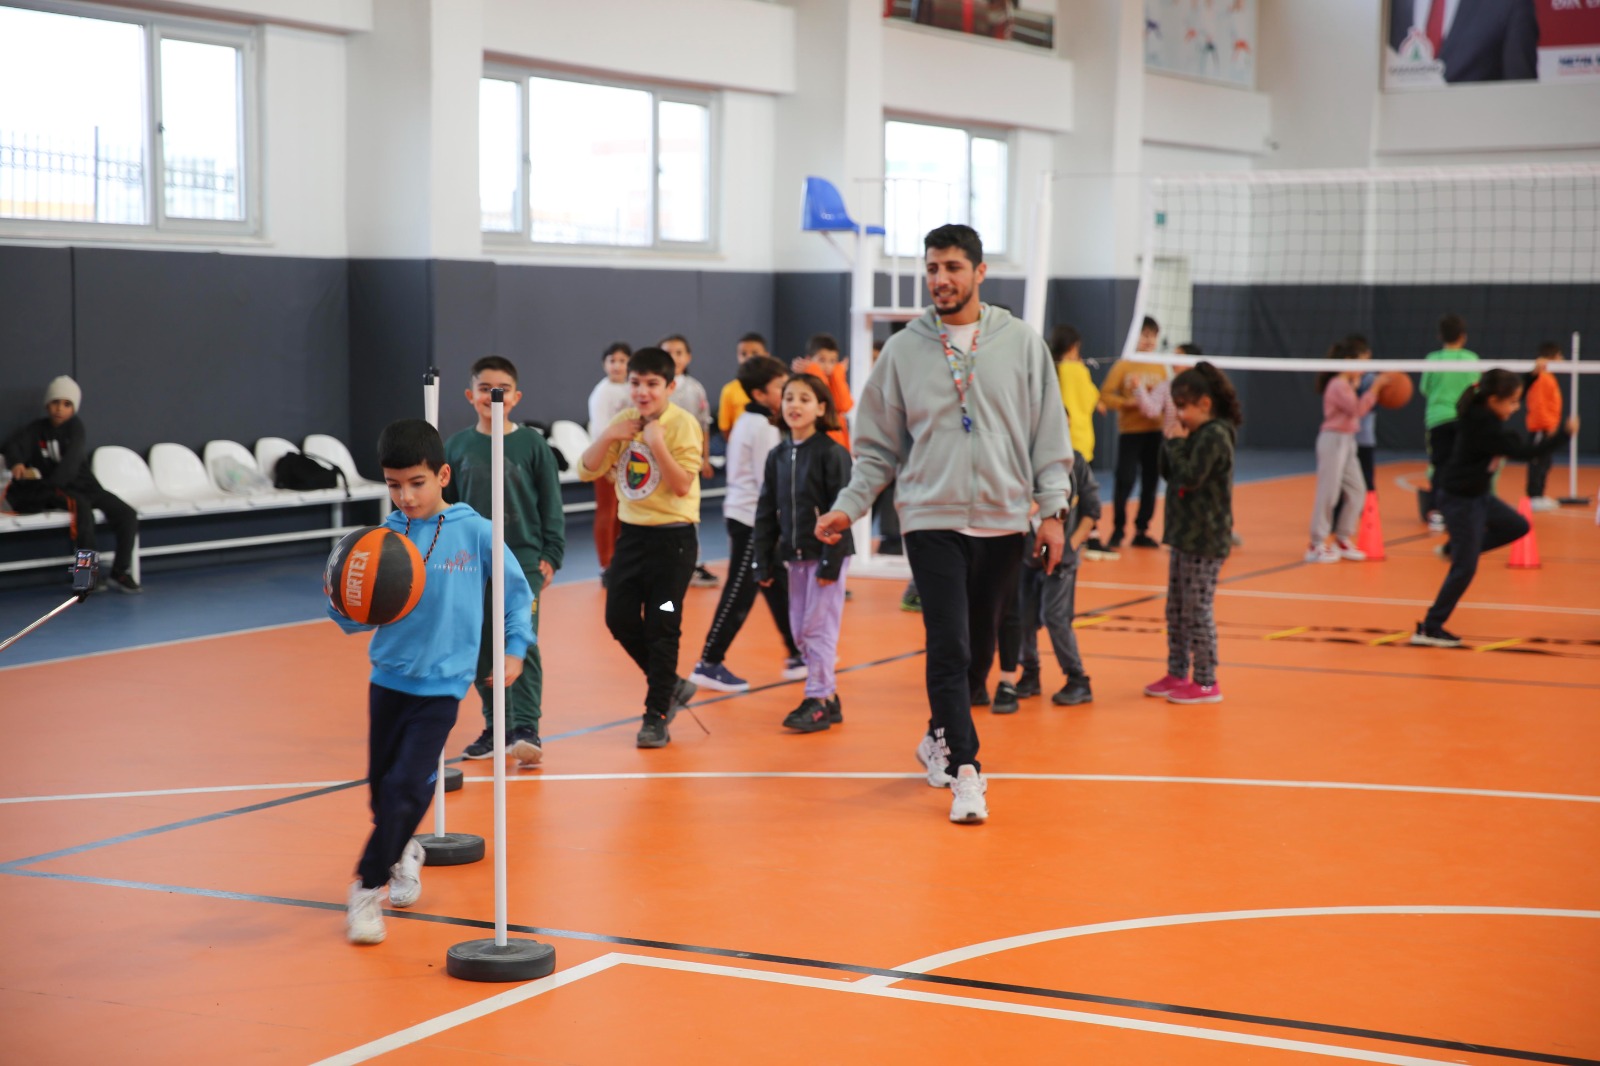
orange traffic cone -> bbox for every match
[1355,490,1385,561]
[1508,496,1541,569]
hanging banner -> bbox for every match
[1143,0,1258,89]
[1385,0,1600,90]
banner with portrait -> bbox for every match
[1385,0,1600,90]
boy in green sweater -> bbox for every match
[445,356,566,766]
[1418,313,1479,530]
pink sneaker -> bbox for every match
[1143,674,1186,698]
[1167,680,1223,704]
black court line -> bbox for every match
[7,867,1595,1066]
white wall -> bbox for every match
[881,21,1073,134]
[260,25,348,258]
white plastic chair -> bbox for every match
[303,434,380,488]
[548,419,591,472]
[203,440,287,505]
[254,437,299,483]
[149,443,236,507]
[92,446,196,516]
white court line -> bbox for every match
[312,950,1468,1066]
[309,952,626,1066]
[1078,581,1600,617]
[7,771,1598,807]
[0,617,325,673]
[858,905,1600,992]
[0,781,352,805]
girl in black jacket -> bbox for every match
[754,374,854,732]
[1414,369,1577,647]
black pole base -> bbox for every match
[416,832,484,866]
[443,766,464,793]
[447,938,556,982]
[1556,496,1591,506]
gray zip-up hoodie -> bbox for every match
[832,304,1073,532]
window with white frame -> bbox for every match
[480,71,714,249]
[0,2,256,232]
[883,119,1008,258]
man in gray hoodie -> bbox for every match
[817,224,1073,825]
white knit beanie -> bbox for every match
[44,375,81,413]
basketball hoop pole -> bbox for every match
[446,388,555,981]
[1560,332,1589,506]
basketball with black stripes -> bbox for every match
[324,526,426,625]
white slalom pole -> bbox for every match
[491,387,508,948]
[1566,331,1583,504]
[423,368,448,841]
[444,388,554,981]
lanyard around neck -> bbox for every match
[937,308,983,434]
[403,513,446,562]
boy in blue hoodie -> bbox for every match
[328,419,534,946]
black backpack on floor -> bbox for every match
[274,452,348,495]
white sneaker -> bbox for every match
[915,733,952,788]
[387,838,424,908]
[1334,537,1367,561]
[1531,496,1560,513]
[1304,543,1340,564]
[1427,512,1446,533]
[949,764,988,824]
[346,883,386,944]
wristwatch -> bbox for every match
[1042,508,1068,523]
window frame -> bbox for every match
[0,0,261,239]
[481,63,720,254]
[882,115,1013,262]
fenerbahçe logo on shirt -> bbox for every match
[613,439,662,501]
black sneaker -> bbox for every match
[1015,664,1042,698]
[825,694,843,724]
[971,686,991,707]
[108,571,143,593]
[670,677,698,721]
[509,726,543,766]
[783,698,832,733]
[1107,530,1125,549]
[1131,533,1160,549]
[992,680,1020,715]
[462,728,497,760]
[900,588,922,612]
[1409,622,1462,648]
[691,565,719,588]
[1052,676,1094,705]
[636,715,671,748]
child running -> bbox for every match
[1525,342,1565,511]
[1413,369,1576,647]
[1307,339,1393,563]
[753,373,855,733]
[330,419,533,945]
[689,355,805,691]
[1145,363,1241,705]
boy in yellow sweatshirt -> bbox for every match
[578,347,704,748]
[1099,316,1167,549]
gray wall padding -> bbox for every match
[0,247,75,442]
[68,248,348,457]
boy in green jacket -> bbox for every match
[1418,313,1480,529]
[445,355,566,766]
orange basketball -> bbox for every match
[325,526,426,625]
[1377,372,1414,409]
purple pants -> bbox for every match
[787,558,848,698]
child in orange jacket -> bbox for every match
[1525,341,1564,511]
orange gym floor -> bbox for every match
[2,461,1597,1065]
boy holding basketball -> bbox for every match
[327,419,534,946]
[445,355,565,768]
[578,347,703,749]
